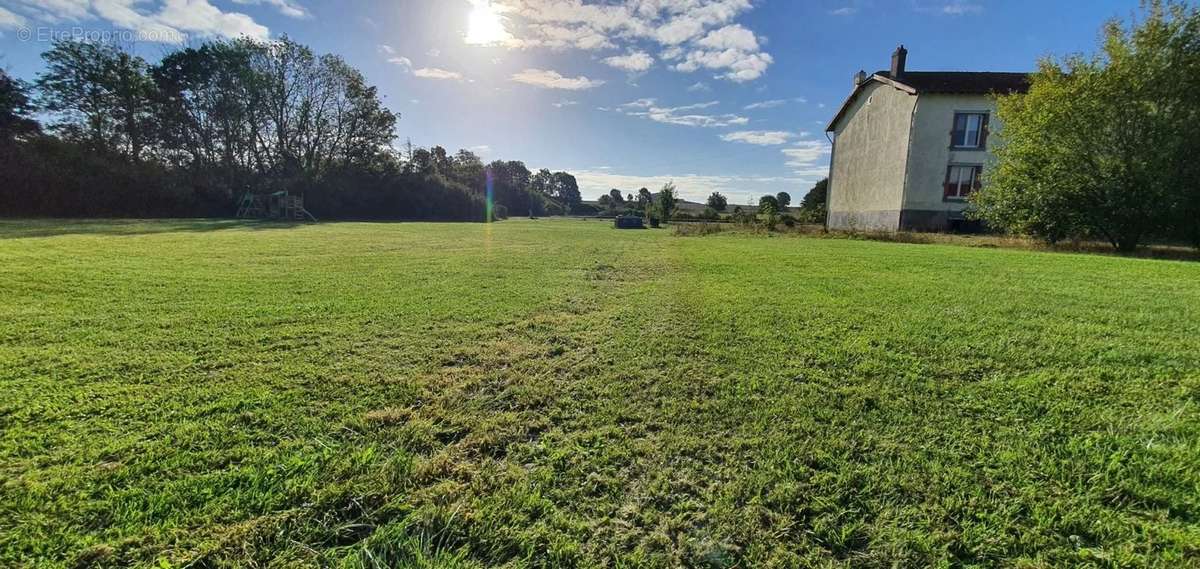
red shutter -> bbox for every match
[979,114,991,148]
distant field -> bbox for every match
[2,218,1198,568]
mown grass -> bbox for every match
[1,218,1198,568]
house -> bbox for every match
[824,46,1029,231]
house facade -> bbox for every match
[824,46,1029,232]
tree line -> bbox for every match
[0,37,582,221]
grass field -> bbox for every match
[2,218,1198,568]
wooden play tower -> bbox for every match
[236,191,317,222]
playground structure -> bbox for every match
[236,191,317,222]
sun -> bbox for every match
[464,0,514,46]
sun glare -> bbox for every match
[464,0,513,46]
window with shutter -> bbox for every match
[944,164,983,200]
[950,113,988,149]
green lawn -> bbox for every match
[1,218,1198,568]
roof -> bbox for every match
[826,71,1030,132]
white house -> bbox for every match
[824,46,1029,231]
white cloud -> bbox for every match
[687,81,711,92]
[942,2,983,15]
[694,23,758,51]
[674,46,773,82]
[12,0,91,23]
[720,130,795,145]
[743,97,806,110]
[157,0,270,41]
[469,144,491,156]
[414,67,464,81]
[511,68,604,90]
[230,0,309,19]
[829,6,858,16]
[743,99,785,110]
[603,50,654,72]
[782,139,832,177]
[487,0,771,82]
[427,48,441,57]
[617,98,747,128]
[387,56,414,68]
[0,6,26,28]
[12,0,273,42]
[553,99,579,108]
[378,44,396,55]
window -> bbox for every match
[951,112,989,148]
[944,165,982,200]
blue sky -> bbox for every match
[0,0,1142,202]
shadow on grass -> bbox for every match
[0,218,309,240]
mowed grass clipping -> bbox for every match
[1,218,1198,568]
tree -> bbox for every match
[799,178,828,223]
[800,178,828,211]
[451,149,484,190]
[637,187,653,211]
[706,191,728,212]
[608,189,624,205]
[487,160,533,215]
[758,196,780,229]
[37,41,156,159]
[775,191,791,211]
[971,0,1200,251]
[531,168,554,198]
[0,69,39,140]
[657,182,678,221]
[552,171,582,212]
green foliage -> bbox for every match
[775,191,791,210]
[637,187,653,209]
[972,1,1200,251]
[3,38,577,221]
[2,219,1198,567]
[799,178,828,223]
[0,69,38,140]
[656,182,678,222]
[706,191,728,212]
[37,41,156,158]
[758,195,780,229]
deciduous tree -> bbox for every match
[972,0,1200,251]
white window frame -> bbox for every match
[945,164,981,201]
[951,112,988,149]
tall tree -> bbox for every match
[553,171,581,212]
[706,191,728,211]
[800,178,828,211]
[0,69,39,140]
[451,149,484,191]
[775,191,791,211]
[637,187,652,208]
[37,41,156,159]
[972,0,1200,250]
[657,182,678,221]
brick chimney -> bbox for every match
[891,45,907,78]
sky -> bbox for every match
[0,0,1146,203]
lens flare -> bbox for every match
[485,166,495,223]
